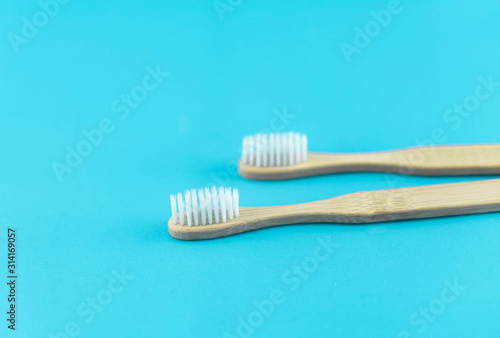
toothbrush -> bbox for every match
[238,132,500,180]
[168,180,500,240]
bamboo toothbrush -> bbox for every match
[168,180,500,240]
[238,132,500,180]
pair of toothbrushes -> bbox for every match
[169,132,500,240]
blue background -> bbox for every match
[1,0,500,337]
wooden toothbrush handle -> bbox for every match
[383,144,500,175]
[319,178,500,223]
[321,144,500,176]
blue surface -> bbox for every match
[1,0,500,337]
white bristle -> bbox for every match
[288,132,294,166]
[185,190,192,227]
[170,187,240,226]
[170,195,177,225]
[269,133,275,167]
[276,133,282,167]
[241,132,308,168]
[191,189,199,226]
[256,134,262,167]
[262,134,268,167]
[226,187,233,220]
[211,186,220,224]
[248,136,255,166]
[219,187,227,223]
[233,189,239,217]
[204,187,213,225]
[295,132,301,164]
[282,132,288,166]
[198,189,207,226]
[177,193,184,226]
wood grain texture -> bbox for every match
[168,178,500,240]
[239,145,500,180]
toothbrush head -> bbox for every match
[169,186,249,240]
[241,132,308,167]
[238,132,318,180]
[170,186,239,227]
